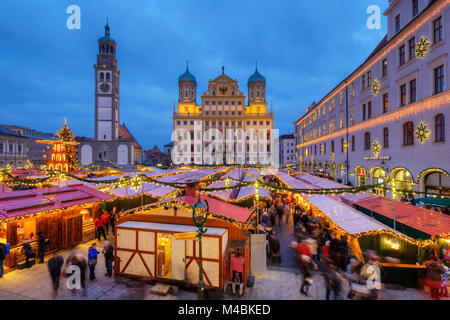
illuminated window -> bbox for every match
[403,121,414,145]
[435,114,445,142]
[434,16,442,44]
[364,132,371,150]
[350,110,355,125]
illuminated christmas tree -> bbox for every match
[56,119,79,171]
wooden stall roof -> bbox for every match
[355,197,450,237]
[176,195,253,223]
[117,221,227,235]
[307,195,398,235]
[270,171,317,190]
[0,184,114,220]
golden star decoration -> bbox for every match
[371,79,380,96]
[414,122,431,144]
[371,140,382,158]
[415,37,431,59]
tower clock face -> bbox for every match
[100,83,110,93]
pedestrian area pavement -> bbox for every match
[0,239,432,300]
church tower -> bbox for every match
[247,61,266,104]
[94,19,120,141]
[178,61,197,103]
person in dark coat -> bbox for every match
[102,241,114,277]
[329,234,340,267]
[47,252,64,295]
[0,243,6,278]
[21,238,34,268]
[320,260,340,300]
[267,232,281,262]
[338,235,349,271]
[37,232,47,264]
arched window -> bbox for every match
[383,127,389,148]
[364,132,371,150]
[403,121,414,145]
[435,114,445,142]
[106,73,110,81]
[100,72,104,81]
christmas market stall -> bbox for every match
[304,195,447,288]
[114,187,253,290]
[235,168,270,205]
[206,168,243,201]
[0,184,114,270]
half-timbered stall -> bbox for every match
[114,194,253,290]
[0,184,114,270]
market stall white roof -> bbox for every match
[271,171,317,190]
[306,195,398,235]
[206,168,242,200]
[236,168,270,200]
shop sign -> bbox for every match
[364,156,391,161]
[173,232,197,240]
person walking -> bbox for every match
[0,243,6,279]
[110,208,117,234]
[21,238,34,268]
[101,210,111,235]
[102,241,114,277]
[276,200,284,227]
[319,259,340,300]
[88,243,100,281]
[296,240,312,296]
[284,200,291,224]
[338,235,349,271]
[37,232,47,264]
[47,252,64,296]
[425,256,444,300]
[94,215,107,241]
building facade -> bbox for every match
[78,22,138,168]
[279,134,297,165]
[295,0,450,197]
[0,125,56,167]
[172,64,275,165]
[0,126,27,168]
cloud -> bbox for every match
[0,0,387,150]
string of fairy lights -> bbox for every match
[1,167,449,200]
[1,166,449,252]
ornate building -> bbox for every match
[0,126,27,168]
[172,63,275,165]
[78,21,141,168]
[294,0,450,197]
[0,125,56,167]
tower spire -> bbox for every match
[105,17,110,37]
[222,65,225,74]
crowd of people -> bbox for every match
[256,194,389,300]
[255,192,450,300]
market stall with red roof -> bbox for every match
[0,184,114,270]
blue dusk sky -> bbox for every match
[0,0,387,150]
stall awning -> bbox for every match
[355,197,450,238]
[0,184,114,220]
[176,195,253,223]
[415,196,450,208]
[307,195,397,235]
[117,221,227,236]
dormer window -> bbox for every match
[395,14,400,32]
[412,0,418,17]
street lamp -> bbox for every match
[192,195,210,300]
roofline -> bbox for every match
[294,0,442,125]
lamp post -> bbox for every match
[192,195,209,300]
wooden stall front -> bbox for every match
[114,198,252,289]
[0,185,114,270]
